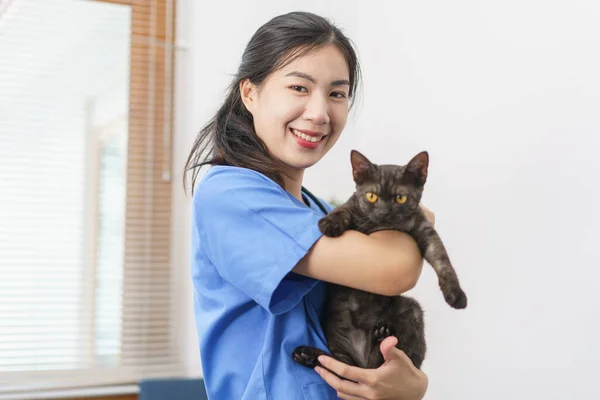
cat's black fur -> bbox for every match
[292,150,467,371]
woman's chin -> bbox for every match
[282,154,322,172]
[277,143,330,172]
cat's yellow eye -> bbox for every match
[395,195,408,204]
[365,192,379,203]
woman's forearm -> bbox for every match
[294,230,423,296]
[369,230,424,293]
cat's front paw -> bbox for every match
[318,215,349,237]
[292,346,329,369]
[374,321,395,342]
[442,285,468,309]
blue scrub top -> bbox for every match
[191,165,339,399]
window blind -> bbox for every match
[0,0,180,396]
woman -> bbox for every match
[185,11,430,400]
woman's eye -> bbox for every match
[291,85,308,92]
[331,91,347,99]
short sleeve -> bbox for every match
[193,167,325,315]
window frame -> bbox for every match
[0,0,179,395]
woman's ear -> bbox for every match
[240,79,257,114]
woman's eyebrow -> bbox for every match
[285,71,350,87]
[331,79,350,87]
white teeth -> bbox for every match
[292,129,323,143]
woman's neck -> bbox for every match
[281,168,305,204]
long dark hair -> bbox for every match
[183,11,362,194]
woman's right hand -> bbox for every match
[315,336,428,400]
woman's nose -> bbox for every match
[303,94,330,125]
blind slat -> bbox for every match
[0,0,179,395]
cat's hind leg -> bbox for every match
[292,346,329,368]
[292,345,358,382]
[373,321,395,342]
[363,296,427,369]
[363,321,396,368]
[292,346,356,368]
[391,295,427,369]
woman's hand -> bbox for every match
[419,203,435,227]
[315,336,428,400]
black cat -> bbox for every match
[293,150,467,371]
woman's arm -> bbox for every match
[293,229,424,296]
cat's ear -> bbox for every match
[350,150,375,183]
[405,151,429,186]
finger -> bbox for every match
[337,393,367,400]
[379,335,398,359]
[317,356,372,384]
[380,336,414,366]
[315,366,371,398]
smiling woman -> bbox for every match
[239,45,351,174]
[183,13,361,193]
[185,11,428,400]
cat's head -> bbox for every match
[350,150,429,223]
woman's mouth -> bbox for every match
[289,128,326,149]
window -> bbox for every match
[0,0,180,395]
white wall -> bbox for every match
[173,1,600,398]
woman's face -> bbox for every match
[241,45,351,176]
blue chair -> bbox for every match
[138,378,208,400]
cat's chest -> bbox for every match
[349,217,382,235]
[351,214,421,235]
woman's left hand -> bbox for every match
[419,203,435,227]
[315,336,428,400]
